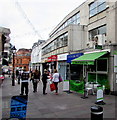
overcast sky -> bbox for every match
[0,0,86,50]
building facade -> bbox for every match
[30,0,117,94]
[15,48,31,71]
[0,27,11,74]
[30,40,45,72]
[40,0,117,94]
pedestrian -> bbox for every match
[16,69,19,79]
[20,67,30,96]
[42,69,48,95]
[18,69,22,84]
[52,69,60,95]
[31,69,41,93]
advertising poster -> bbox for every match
[10,95,28,119]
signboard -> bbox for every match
[58,53,68,61]
[10,95,28,119]
[114,55,117,72]
[67,53,83,63]
[96,86,103,103]
[51,55,57,62]
[47,56,51,62]
[63,80,69,91]
[47,55,57,62]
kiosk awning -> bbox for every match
[72,51,107,65]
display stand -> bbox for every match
[95,86,106,105]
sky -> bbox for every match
[0,0,86,50]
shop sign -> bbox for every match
[51,55,57,62]
[67,53,83,63]
[58,53,68,61]
[47,57,52,62]
[47,55,57,62]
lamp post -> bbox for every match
[11,46,16,86]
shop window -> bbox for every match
[97,59,108,72]
[70,64,83,80]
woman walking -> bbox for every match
[42,69,48,95]
[31,69,41,92]
[52,69,60,95]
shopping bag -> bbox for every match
[59,74,63,82]
[50,83,56,91]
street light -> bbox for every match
[11,46,17,86]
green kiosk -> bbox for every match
[72,51,109,98]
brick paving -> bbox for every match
[1,75,116,119]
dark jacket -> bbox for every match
[42,73,48,83]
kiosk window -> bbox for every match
[97,59,107,72]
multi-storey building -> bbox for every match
[0,27,11,74]
[30,40,45,71]
[15,48,31,71]
[39,0,117,94]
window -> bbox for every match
[20,59,22,64]
[89,25,106,40]
[64,33,68,46]
[97,59,108,72]
[89,0,106,17]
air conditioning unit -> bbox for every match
[86,41,95,48]
[94,35,103,45]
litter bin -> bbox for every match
[91,106,103,120]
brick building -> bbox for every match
[15,48,31,71]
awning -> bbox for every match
[72,51,107,65]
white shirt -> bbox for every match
[52,73,59,82]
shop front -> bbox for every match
[72,51,110,94]
[43,55,58,74]
[67,53,84,93]
[58,53,68,81]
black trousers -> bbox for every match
[33,82,38,92]
[43,82,47,94]
[21,82,28,95]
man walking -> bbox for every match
[20,67,30,96]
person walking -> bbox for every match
[16,69,19,79]
[31,69,41,93]
[52,69,60,95]
[20,68,30,96]
[42,69,48,95]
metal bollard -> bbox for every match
[91,105,103,120]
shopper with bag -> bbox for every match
[31,69,41,93]
[42,69,48,95]
[52,69,61,95]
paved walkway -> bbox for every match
[1,76,116,119]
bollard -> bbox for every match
[91,105,103,120]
